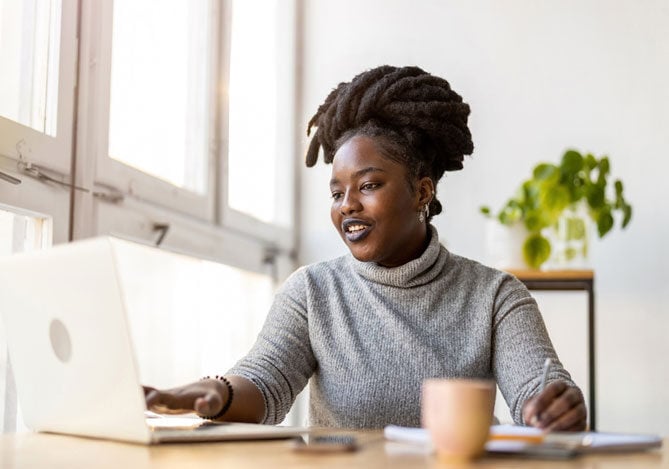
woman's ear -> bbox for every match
[416,177,435,207]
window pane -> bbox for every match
[108,0,211,194]
[0,204,52,433]
[228,0,286,225]
[0,0,61,136]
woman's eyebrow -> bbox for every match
[329,167,386,186]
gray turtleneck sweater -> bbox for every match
[227,227,578,428]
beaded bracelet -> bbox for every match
[200,375,234,420]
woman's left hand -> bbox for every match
[522,380,587,431]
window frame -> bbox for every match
[78,0,219,221]
[218,0,296,250]
[0,0,77,176]
[73,0,297,272]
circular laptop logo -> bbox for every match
[49,319,72,363]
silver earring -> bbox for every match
[418,204,429,223]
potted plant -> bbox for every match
[480,149,632,269]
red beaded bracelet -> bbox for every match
[200,375,234,420]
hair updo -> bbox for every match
[306,65,474,220]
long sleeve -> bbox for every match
[226,269,316,424]
[491,275,580,424]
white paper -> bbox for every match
[383,424,662,454]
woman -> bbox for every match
[145,65,586,431]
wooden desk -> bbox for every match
[506,269,596,430]
[1,431,666,468]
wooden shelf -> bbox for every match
[506,269,594,281]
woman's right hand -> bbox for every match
[143,378,228,417]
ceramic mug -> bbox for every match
[421,378,496,461]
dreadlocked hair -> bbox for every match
[306,65,474,220]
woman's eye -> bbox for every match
[331,192,343,200]
[361,182,380,191]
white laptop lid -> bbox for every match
[0,237,152,443]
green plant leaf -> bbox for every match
[542,185,571,215]
[584,153,597,170]
[523,233,551,269]
[480,149,631,248]
[564,247,578,261]
[498,202,523,225]
[597,209,614,237]
[561,150,583,175]
[622,203,632,228]
[564,216,586,241]
[614,180,623,197]
[521,180,540,204]
[598,156,610,178]
[533,163,558,181]
[586,183,606,209]
[524,210,552,232]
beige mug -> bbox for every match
[421,378,496,461]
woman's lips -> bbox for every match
[345,225,371,242]
[342,220,372,242]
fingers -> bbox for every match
[545,401,587,432]
[522,381,567,426]
[540,388,585,428]
[145,387,183,414]
[523,381,587,432]
[143,380,225,417]
[144,386,164,409]
[542,387,587,431]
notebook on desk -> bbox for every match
[0,237,307,444]
[384,424,662,459]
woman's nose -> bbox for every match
[340,191,362,215]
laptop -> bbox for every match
[0,237,307,444]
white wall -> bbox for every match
[297,0,669,434]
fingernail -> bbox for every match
[530,416,539,427]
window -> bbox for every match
[0,0,76,176]
[76,0,297,256]
[221,0,296,246]
[81,0,217,220]
[0,0,74,242]
[0,203,52,433]
[107,0,212,195]
[0,204,52,251]
[0,0,60,136]
[228,0,280,224]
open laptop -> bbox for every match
[0,237,307,444]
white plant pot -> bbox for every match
[484,220,529,270]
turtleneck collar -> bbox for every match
[347,225,449,288]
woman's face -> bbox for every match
[329,135,432,267]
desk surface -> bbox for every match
[1,431,666,469]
